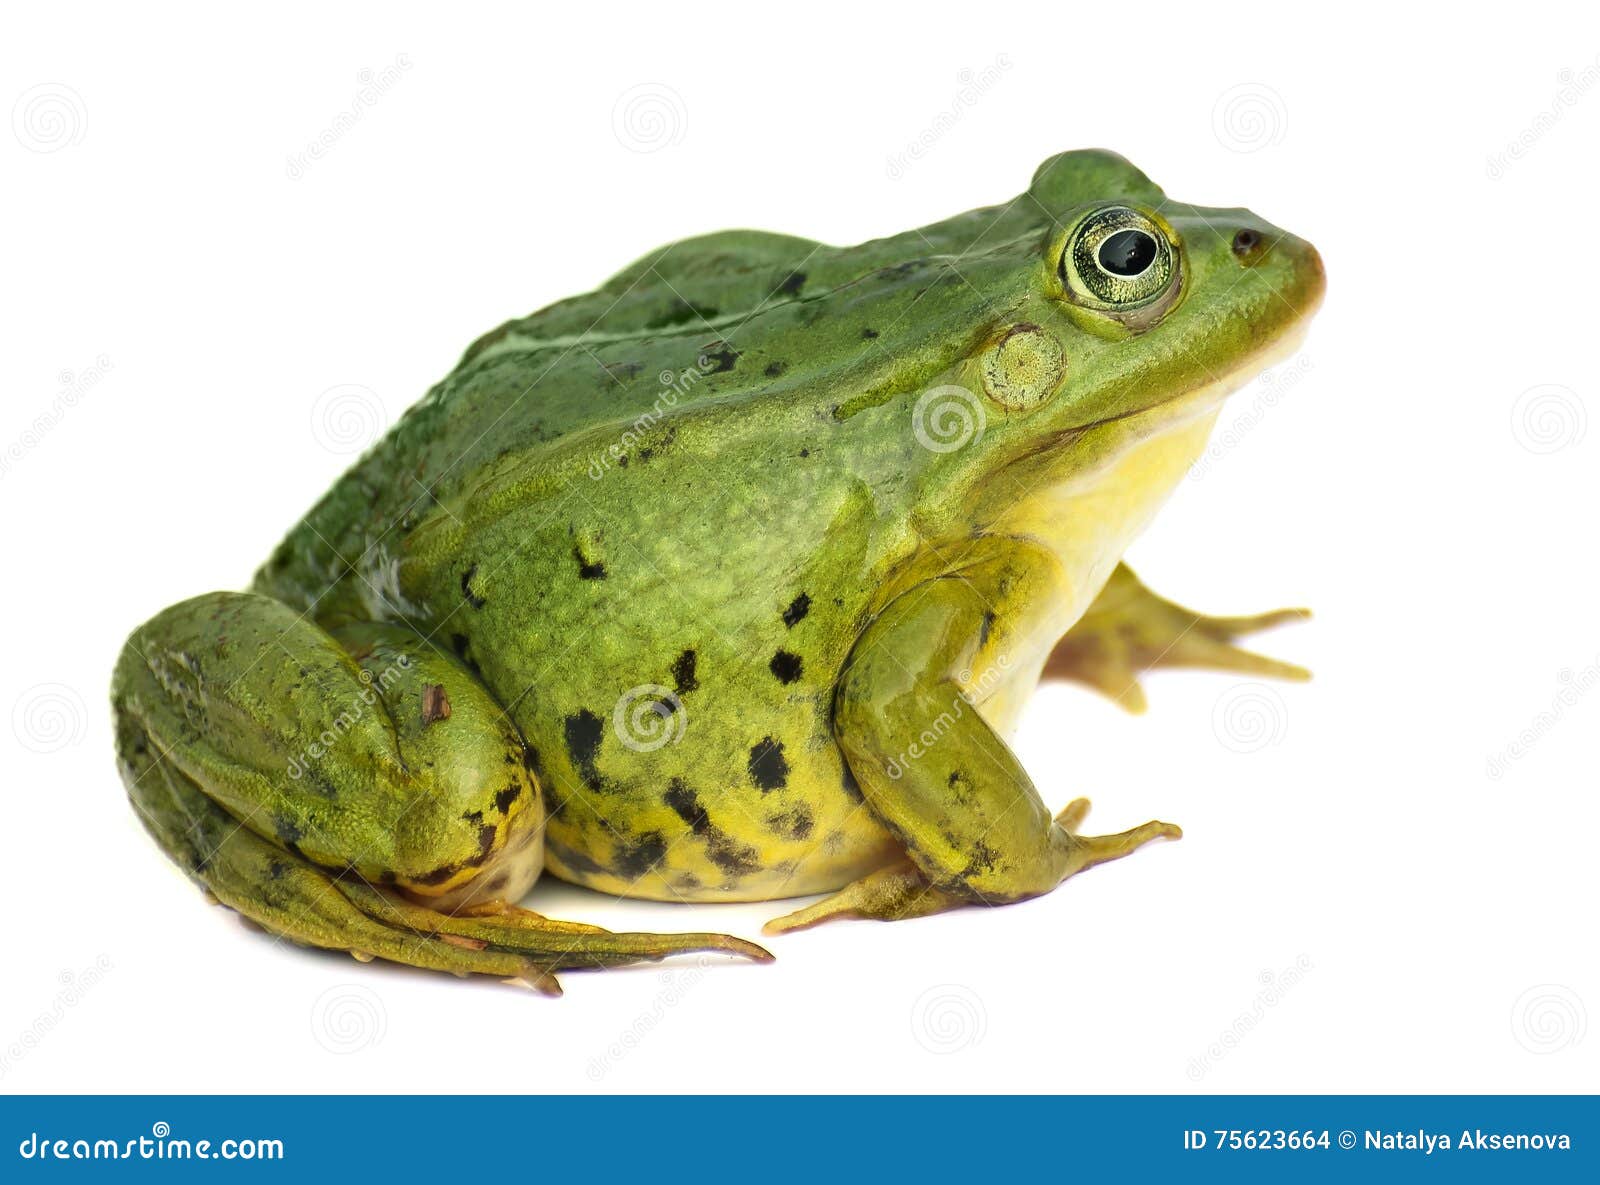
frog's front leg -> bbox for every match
[1043,562,1309,713]
[766,558,1178,934]
[113,592,768,992]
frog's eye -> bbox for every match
[1058,206,1179,321]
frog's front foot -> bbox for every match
[112,592,769,992]
[1044,562,1309,712]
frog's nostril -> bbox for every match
[1231,228,1261,258]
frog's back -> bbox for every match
[256,209,1043,614]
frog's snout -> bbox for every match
[1228,218,1324,317]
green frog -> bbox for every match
[112,150,1323,993]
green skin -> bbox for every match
[112,150,1324,991]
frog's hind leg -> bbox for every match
[762,800,1171,934]
[763,859,963,934]
[1043,562,1309,712]
[113,592,769,991]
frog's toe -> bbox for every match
[340,883,773,970]
[1045,564,1311,707]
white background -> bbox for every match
[3,2,1596,1094]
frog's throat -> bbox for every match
[1079,314,1313,439]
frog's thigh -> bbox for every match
[113,592,767,987]
[774,571,1179,931]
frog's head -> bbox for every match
[913,149,1324,531]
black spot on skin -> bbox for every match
[646,299,718,329]
[613,831,668,880]
[274,815,303,846]
[861,327,879,339]
[764,361,786,378]
[748,737,791,792]
[781,593,811,627]
[664,780,711,833]
[776,270,806,297]
[523,746,545,781]
[671,649,699,693]
[979,611,995,648]
[841,761,865,803]
[961,839,1002,881]
[769,650,803,684]
[769,804,814,841]
[564,709,606,789]
[494,785,520,814]
[461,809,485,827]
[268,861,289,880]
[410,863,462,886]
[702,342,740,373]
[487,874,508,892]
[544,838,607,878]
[664,779,760,876]
[573,545,607,580]
[460,564,486,608]
[449,633,482,677]
[477,824,497,858]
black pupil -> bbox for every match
[1098,229,1157,277]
